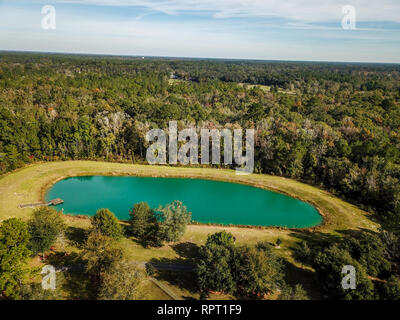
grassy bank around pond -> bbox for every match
[0,160,377,233]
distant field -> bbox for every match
[238,82,271,92]
[168,78,296,95]
[237,83,296,94]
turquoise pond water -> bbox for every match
[45,176,323,228]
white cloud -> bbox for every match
[45,0,400,22]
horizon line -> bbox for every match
[1,49,399,65]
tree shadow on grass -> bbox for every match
[281,259,322,300]
[148,256,189,266]
[123,225,164,248]
[288,230,341,248]
[335,228,380,238]
[171,242,200,263]
[45,251,94,299]
[181,296,197,300]
[154,270,199,299]
[288,228,380,256]
[62,270,94,300]
[121,223,131,238]
[45,251,82,269]
[137,237,164,249]
[147,241,200,266]
[286,230,342,267]
[148,244,199,300]
[65,226,87,248]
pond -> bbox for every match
[45,176,323,228]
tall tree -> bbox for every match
[98,260,146,300]
[128,202,160,246]
[81,232,123,285]
[196,231,236,298]
[158,201,192,242]
[234,244,283,298]
[28,206,66,255]
[0,218,31,299]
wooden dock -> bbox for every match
[19,198,64,209]
[47,198,64,206]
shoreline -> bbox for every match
[40,169,326,232]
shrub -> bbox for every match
[21,272,66,300]
[293,241,313,265]
[129,202,161,246]
[342,231,392,278]
[206,230,235,247]
[278,284,309,300]
[91,208,123,240]
[378,275,400,300]
[145,263,157,277]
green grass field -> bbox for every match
[0,161,379,299]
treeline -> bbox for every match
[1,52,400,229]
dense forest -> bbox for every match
[1,52,400,231]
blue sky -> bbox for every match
[0,0,399,62]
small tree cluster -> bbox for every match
[21,272,66,300]
[197,232,236,297]
[82,232,124,283]
[234,244,284,297]
[313,244,376,300]
[196,231,288,299]
[128,201,191,246]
